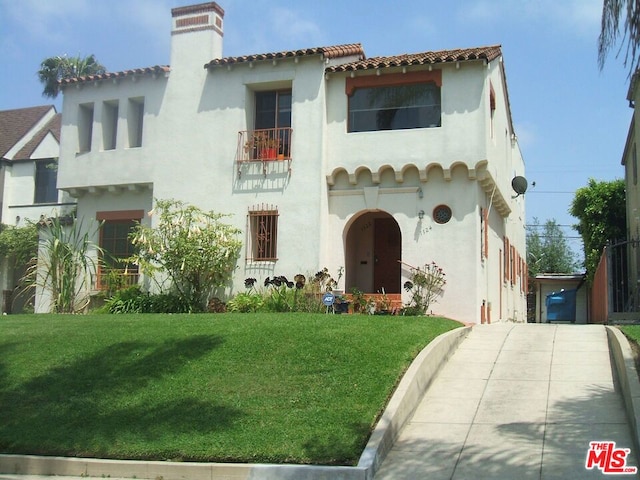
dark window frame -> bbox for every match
[348,81,441,132]
[96,210,143,290]
[247,207,279,262]
[34,160,57,204]
[255,90,292,130]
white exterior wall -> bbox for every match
[4,131,73,227]
[53,8,526,323]
[323,60,526,323]
[58,77,167,191]
[153,57,329,288]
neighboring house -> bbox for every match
[610,72,640,322]
[52,1,527,323]
[0,105,75,312]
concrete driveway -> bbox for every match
[374,323,640,479]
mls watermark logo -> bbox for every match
[585,441,638,474]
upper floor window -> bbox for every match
[78,103,94,153]
[633,143,638,186]
[255,91,291,130]
[348,82,441,132]
[102,100,119,150]
[34,160,57,204]
[127,97,144,148]
[489,82,496,139]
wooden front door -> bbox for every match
[373,217,401,293]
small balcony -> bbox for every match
[95,267,139,292]
[236,127,292,177]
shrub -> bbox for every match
[129,199,242,312]
[227,292,264,313]
[25,216,102,313]
[104,286,151,314]
[403,262,446,315]
[104,286,190,314]
[148,292,191,313]
[229,268,344,314]
[207,297,227,313]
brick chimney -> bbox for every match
[170,2,224,71]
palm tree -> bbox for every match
[37,54,106,99]
[598,0,640,75]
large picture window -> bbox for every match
[348,82,441,132]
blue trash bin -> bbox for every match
[545,288,577,323]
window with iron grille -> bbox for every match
[96,210,143,290]
[247,206,278,261]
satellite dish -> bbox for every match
[511,176,528,197]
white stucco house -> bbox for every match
[51,2,527,323]
[0,105,76,312]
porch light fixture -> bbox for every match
[417,187,424,199]
[418,210,425,220]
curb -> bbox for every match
[606,326,640,466]
[0,326,471,480]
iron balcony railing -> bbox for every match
[95,267,140,291]
[237,127,292,163]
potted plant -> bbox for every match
[243,131,262,160]
[350,287,374,314]
[374,289,392,315]
[244,131,279,161]
[334,294,350,314]
[259,136,279,160]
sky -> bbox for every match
[0,0,632,263]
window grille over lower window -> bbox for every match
[247,205,278,261]
[96,212,142,290]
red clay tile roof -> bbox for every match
[204,43,365,68]
[59,65,171,87]
[0,105,55,159]
[325,45,502,73]
[15,113,61,159]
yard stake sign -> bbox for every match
[322,291,335,314]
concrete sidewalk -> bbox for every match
[375,323,640,479]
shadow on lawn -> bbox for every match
[302,421,372,465]
[0,335,242,458]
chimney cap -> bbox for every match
[171,2,224,18]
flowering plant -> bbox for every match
[403,261,446,315]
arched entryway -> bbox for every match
[345,211,401,294]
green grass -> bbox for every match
[620,325,640,345]
[0,313,461,465]
[619,326,640,379]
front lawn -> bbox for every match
[619,325,640,379]
[619,325,640,345]
[0,313,461,465]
